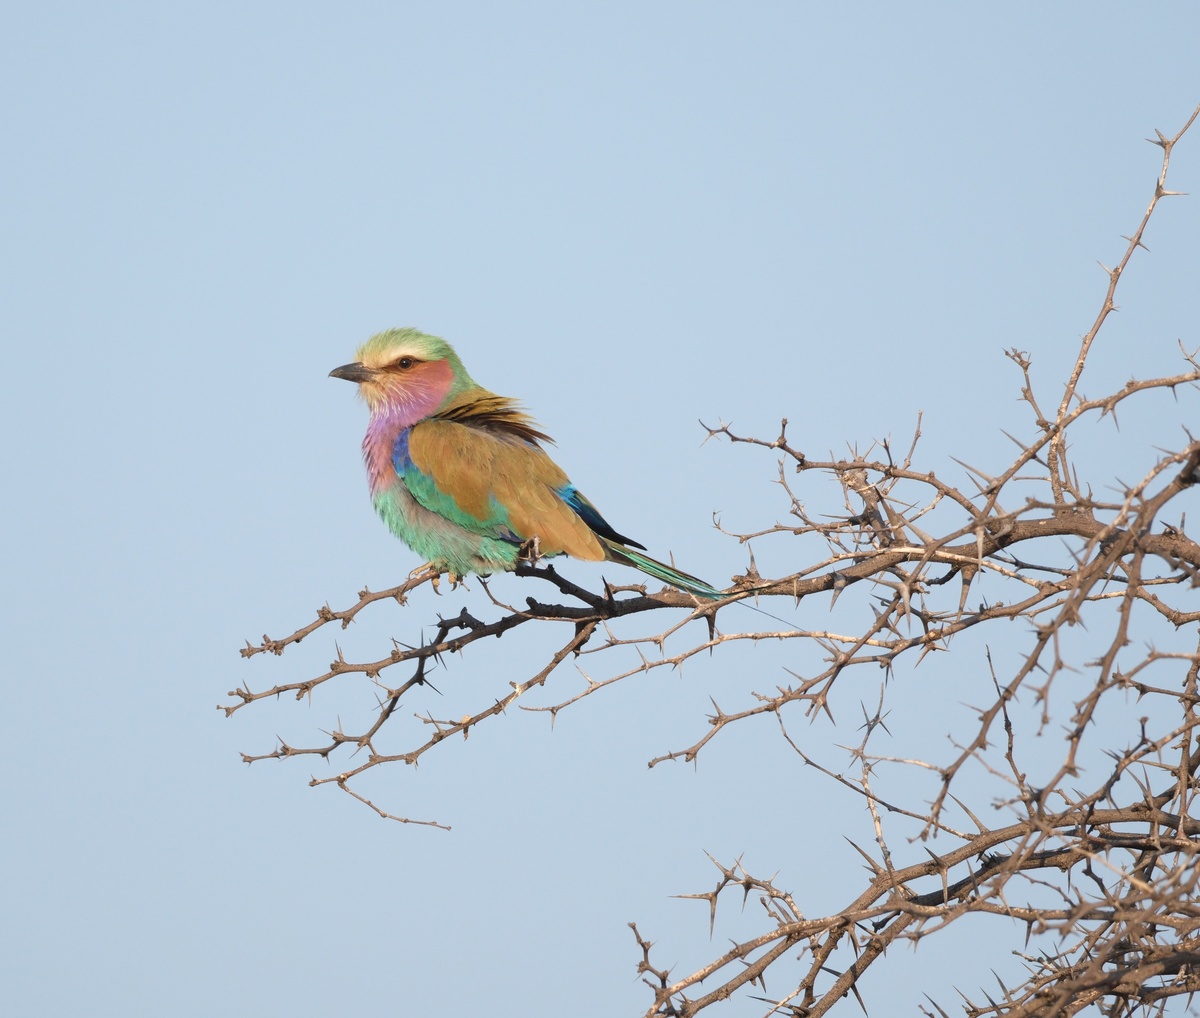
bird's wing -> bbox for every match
[403,419,607,561]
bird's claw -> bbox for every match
[408,563,464,594]
[434,571,465,594]
[518,536,543,565]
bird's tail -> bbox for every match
[602,541,724,601]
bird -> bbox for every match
[329,327,722,600]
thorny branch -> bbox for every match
[227,104,1200,1015]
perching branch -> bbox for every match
[227,102,1200,1016]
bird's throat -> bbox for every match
[362,405,417,497]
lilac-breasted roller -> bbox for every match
[330,328,722,600]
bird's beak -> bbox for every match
[329,361,376,383]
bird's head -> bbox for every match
[329,328,474,416]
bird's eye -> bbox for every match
[395,356,416,370]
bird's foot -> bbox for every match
[437,570,465,594]
[517,536,542,565]
[408,563,466,594]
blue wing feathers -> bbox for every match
[558,485,647,550]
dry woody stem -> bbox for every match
[228,103,1200,1016]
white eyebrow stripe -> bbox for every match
[359,344,427,370]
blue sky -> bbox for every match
[3,4,1199,1015]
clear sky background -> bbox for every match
[3,4,1199,1016]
